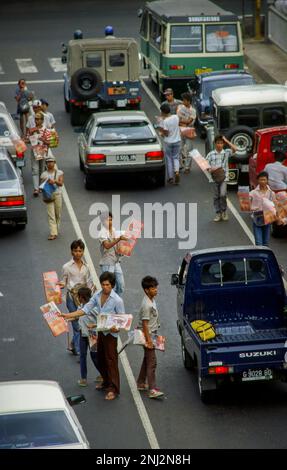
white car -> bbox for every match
[78,111,165,189]
[0,381,90,449]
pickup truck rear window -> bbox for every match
[85,54,102,68]
[237,108,259,128]
[271,134,287,153]
[201,258,267,285]
[263,107,285,127]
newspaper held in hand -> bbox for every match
[43,271,62,304]
[97,314,133,332]
[237,186,251,212]
[118,329,165,354]
[40,301,68,337]
[116,219,144,257]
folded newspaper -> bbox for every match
[96,313,133,332]
[40,301,68,337]
[118,329,166,354]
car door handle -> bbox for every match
[107,69,113,72]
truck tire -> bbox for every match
[84,174,95,190]
[198,374,214,404]
[71,68,102,100]
[181,338,195,370]
[70,105,84,126]
[225,126,254,155]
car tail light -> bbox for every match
[229,163,237,169]
[128,98,142,105]
[224,64,239,69]
[16,151,25,160]
[169,65,185,70]
[86,153,106,163]
[0,195,25,207]
[145,151,164,161]
[208,366,233,375]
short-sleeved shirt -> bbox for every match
[265,162,287,190]
[161,99,182,115]
[82,289,125,338]
[99,226,119,266]
[44,111,56,128]
[163,115,181,144]
[61,258,93,291]
[26,113,50,130]
[206,149,231,181]
[40,169,63,194]
[138,294,160,334]
[177,104,196,127]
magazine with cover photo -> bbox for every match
[40,301,68,337]
[96,313,133,332]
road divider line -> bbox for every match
[15,58,38,74]
[62,186,160,449]
[0,79,64,85]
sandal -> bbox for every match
[48,235,57,240]
[137,383,148,391]
[105,391,117,401]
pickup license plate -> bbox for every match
[242,368,273,382]
[195,67,213,75]
[116,154,137,162]
[108,87,127,95]
[116,99,127,108]
[241,164,249,172]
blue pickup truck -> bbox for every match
[172,246,287,402]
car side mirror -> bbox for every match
[66,394,86,406]
[171,274,179,286]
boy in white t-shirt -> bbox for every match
[158,103,181,185]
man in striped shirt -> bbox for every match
[206,135,238,222]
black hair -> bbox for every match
[214,134,225,144]
[77,287,92,303]
[70,239,85,251]
[141,276,159,290]
[181,92,192,103]
[160,103,171,115]
[100,271,116,288]
[257,171,269,180]
[274,150,286,162]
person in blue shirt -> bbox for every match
[60,271,125,401]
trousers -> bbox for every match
[46,193,62,236]
[97,332,120,395]
[137,347,157,390]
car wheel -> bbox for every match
[71,68,102,100]
[181,338,195,370]
[71,105,84,126]
[16,222,26,231]
[225,126,254,155]
[154,168,166,187]
[84,174,95,190]
[79,154,84,171]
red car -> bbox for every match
[249,126,287,189]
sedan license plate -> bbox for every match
[116,154,137,162]
[242,368,273,382]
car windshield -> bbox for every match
[0,160,17,181]
[0,410,80,448]
[203,77,254,99]
[93,121,156,144]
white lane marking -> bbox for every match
[48,58,67,73]
[0,64,4,75]
[15,58,38,74]
[0,79,64,85]
[61,186,160,449]
[0,291,3,297]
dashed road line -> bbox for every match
[0,79,64,86]
[61,186,160,450]
[15,58,38,74]
[48,58,67,73]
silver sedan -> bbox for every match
[0,101,25,168]
[0,148,27,229]
[78,111,165,189]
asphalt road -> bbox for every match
[1,0,287,450]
